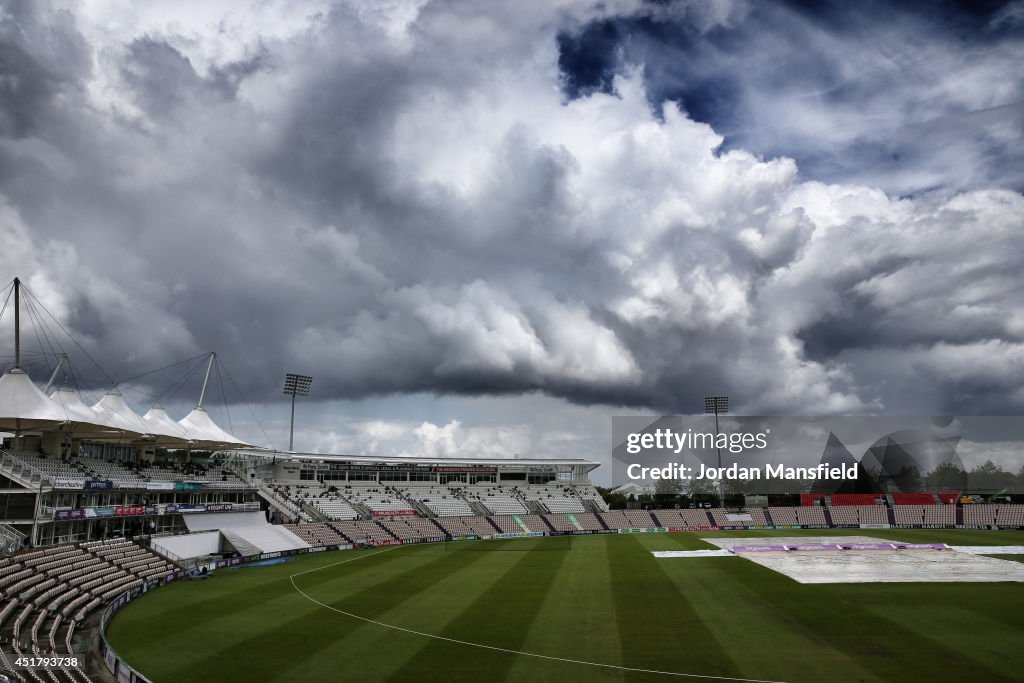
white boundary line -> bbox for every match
[287,545,790,683]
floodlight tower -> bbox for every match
[283,373,313,451]
[704,395,729,508]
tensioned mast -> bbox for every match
[13,277,20,370]
[197,351,216,408]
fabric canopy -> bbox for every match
[0,370,250,449]
[91,391,153,438]
[0,370,73,430]
[178,406,249,448]
[141,406,195,445]
[49,387,124,438]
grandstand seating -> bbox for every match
[489,514,528,533]
[284,523,350,547]
[332,520,398,544]
[290,484,361,521]
[829,493,885,506]
[139,462,248,490]
[573,512,606,531]
[520,514,552,532]
[0,537,178,683]
[995,504,1024,527]
[264,482,315,522]
[76,460,148,488]
[337,485,417,515]
[521,486,586,513]
[961,503,1024,528]
[893,493,937,505]
[466,486,529,515]
[767,507,798,525]
[963,504,998,526]
[795,507,827,526]
[431,515,498,537]
[828,505,889,525]
[653,509,713,528]
[598,511,629,529]
[893,504,954,526]
[401,486,474,517]
[6,453,89,488]
[574,485,610,512]
[379,517,445,542]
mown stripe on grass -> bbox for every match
[384,539,570,682]
[645,542,878,682]
[120,544,435,631]
[727,569,1019,683]
[840,583,1024,680]
[168,544,496,682]
[503,533,628,682]
[608,534,740,678]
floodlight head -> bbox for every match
[704,395,729,414]
[283,373,313,397]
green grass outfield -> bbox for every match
[106,529,1024,683]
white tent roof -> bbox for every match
[142,406,195,444]
[91,390,153,438]
[50,387,104,424]
[49,387,125,437]
[0,370,72,430]
[178,406,248,448]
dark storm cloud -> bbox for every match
[0,0,1021,424]
[556,0,1024,194]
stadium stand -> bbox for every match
[5,452,89,488]
[0,537,179,683]
[333,520,399,545]
[574,485,610,512]
[768,507,798,525]
[828,505,889,525]
[467,486,529,515]
[489,514,528,533]
[653,509,709,528]
[284,523,350,547]
[336,485,417,515]
[894,505,955,526]
[401,486,474,517]
[996,504,1024,527]
[795,506,828,526]
[830,493,885,506]
[520,514,553,532]
[521,486,587,513]
[431,515,499,537]
[379,517,446,542]
[893,493,937,505]
[624,510,657,528]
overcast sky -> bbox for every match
[1,1,1022,480]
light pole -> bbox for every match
[704,395,729,509]
[283,373,313,451]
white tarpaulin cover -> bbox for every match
[704,536,1024,583]
[652,550,736,558]
[152,531,222,560]
[0,370,73,430]
[949,546,1024,555]
[183,511,307,554]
